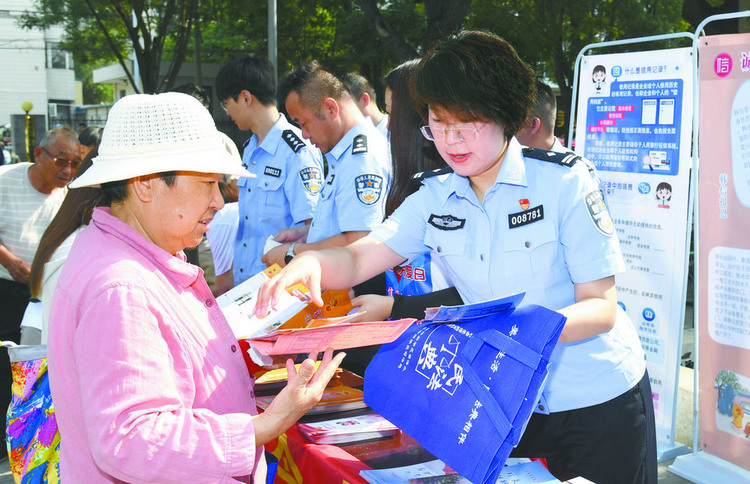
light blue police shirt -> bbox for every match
[306,119,391,243]
[233,115,323,283]
[370,137,645,412]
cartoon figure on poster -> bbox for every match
[592,65,607,91]
[655,182,672,208]
[715,369,750,438]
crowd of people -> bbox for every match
[0,29,656,484]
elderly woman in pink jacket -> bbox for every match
[48,92,345,483]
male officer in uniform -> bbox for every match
[516,79,569,153]
[341,72,389,137]
[216,56,324,284]
[262,60,390,268]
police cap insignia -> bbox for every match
[282,129,306,153]
[352,134,368,154]
[428,214,466,231]
[411,166,454,181]
[523,147,581,167]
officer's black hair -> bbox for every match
[340,72,376,102]
[532,80,557,134]
[170,83,211,109]
[215,56,277,106]
[410,30,536,141]
[385,58,444,217]
[278,60,351,117]
[78,125,103,148]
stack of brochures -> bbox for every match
[297,413,401,444]
[359,459,561,484]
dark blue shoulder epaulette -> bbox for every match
[522,147,581,168]
[281,129,305,153]
[411,166,454,181]
[241,137,252,150]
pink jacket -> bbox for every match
[48,207,265,483]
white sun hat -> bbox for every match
[70,92,253,188]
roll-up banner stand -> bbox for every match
[669,10,750,484]
[571,32,695,462]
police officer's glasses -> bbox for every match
[42,147,81,170]
[220,100,228,112]
[420,124,482,142]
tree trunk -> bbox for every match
[424,0,472,47]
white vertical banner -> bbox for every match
[574,47,694,455]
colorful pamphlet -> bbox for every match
[218,265,416,363]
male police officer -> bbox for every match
[341,72,389,137]
[216,56,324,284]
[515,80,568,153]
[262,61,390,267]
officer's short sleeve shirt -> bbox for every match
[306,119,391,244]
[370,137,645,412]
[233,115,323,282]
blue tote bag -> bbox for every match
[364,303,565,484]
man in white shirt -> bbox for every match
[0,125,81,455]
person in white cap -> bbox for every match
[47,92,345,483]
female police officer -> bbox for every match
[255,30,655,484]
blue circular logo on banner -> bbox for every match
[611,66,622,77]
[642,308,655,321]
[638,182,651,194]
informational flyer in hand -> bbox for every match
[249,318,417,356]
[218,265,416,360]
[216,264,311,339]
[424,293,525,322]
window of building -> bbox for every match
[46,42,74,70]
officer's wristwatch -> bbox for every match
[284,242,298,264]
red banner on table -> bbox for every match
[266,424,371,484]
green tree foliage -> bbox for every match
[465,0,690,138]
[20,0,200,94]
[19,0,692,125]
[78,60,114,105]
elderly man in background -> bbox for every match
[0,126,81,456]
[47,93,344,482]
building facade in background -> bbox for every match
[0,1,76,161]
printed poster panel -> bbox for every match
[697,33,750,470]
[574,48,693,443]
